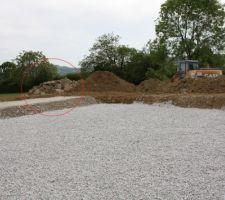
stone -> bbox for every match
[61,78,72,86]
[33,89,41,95]
[63,84,73,92]
[55,84,62,89]
[55,89,64,94]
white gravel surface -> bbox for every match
[0,103,225,200]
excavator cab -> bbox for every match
[172,60,223,81]
[177,60,199,79]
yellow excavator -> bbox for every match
[172,60,223,81]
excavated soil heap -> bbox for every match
[137,79,170,94]
[73,71,136,93]
[138,77,225,94]
[175,77,225,93]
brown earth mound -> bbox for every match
[138,76,225,94]
[28,71,225,96]
[73,71,136,93]
[175,77,225,93]
[137,79,169,94]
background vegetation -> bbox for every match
[1,0,225,93]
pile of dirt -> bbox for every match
[175,77,225,93]
[137,79,170,94]
[28,71,225,96]
[137,77,225,94]
[73,71,136,93]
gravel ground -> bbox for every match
[0,103,225,200]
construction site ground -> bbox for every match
[83,92,225,109]
[1,71,225,110]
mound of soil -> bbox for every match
[137,79,170,94]
[175,77,225,93]
[137,77,225,94]
[73,71,136,93]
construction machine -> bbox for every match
[172,60,223,81]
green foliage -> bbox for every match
[65,72,91,81]
[0,62,17,79]
[66,73,80,81]
[156,0,225,63]
[0,51,58,93]
[80,33,120,73]
[80,33,152,84]
[0,62,18,93]
[122,51,152,84]
[15,51,57,91]
[3,0,225,92]
[146,64,176,81]
[145,39,176,80]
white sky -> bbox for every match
[0,0,224,66]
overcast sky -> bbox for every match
[0,0,224,67]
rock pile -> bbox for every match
[29,78,78,95]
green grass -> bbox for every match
[0,93,21,97]
[0,93,58,102]
[0,93,25,101]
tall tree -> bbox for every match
[145,39,176,80]
[80,33,120,73]
[15,51,57,90]
[79,33,146,83]
[122,51,151,84]
[156,0,225,62]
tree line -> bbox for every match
[1,0,225,93]
[0,51,58,93]
[80,0,225,83]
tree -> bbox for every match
[0,62,17,79]
[15,51,57,90]
[122,51,151,84]
[115,45,138,77]
[145,39,176,80]
[80,33,120,73]
[0,62,18,93]
[80,33,148,84]
[156,0,225,62]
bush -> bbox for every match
[66,73,81,81]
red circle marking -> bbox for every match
[20,57,85,117]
